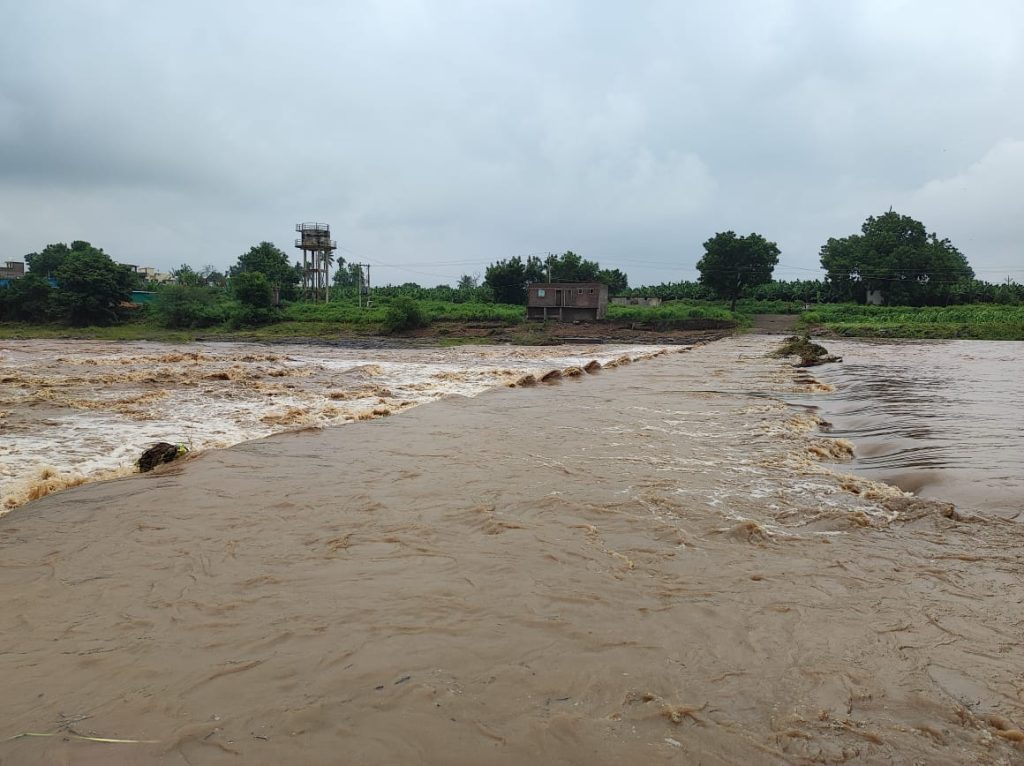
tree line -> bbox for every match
[3,209,1021,327]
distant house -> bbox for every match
[526,282,608,322]
[137,266,173,284]
[0,260,25,282]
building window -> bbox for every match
[578,288,584,294]
[588,288,594,294]
[537,289,545,297]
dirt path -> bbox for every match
[751,313,799,334]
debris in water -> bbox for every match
[137,442,188,473]
[773,335,842,367]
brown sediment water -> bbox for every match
[788,338,1024,520]
[1,336,1023,764]
[0,340,659,511]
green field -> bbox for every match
[282,299,526,325]
[800,304,1024,341]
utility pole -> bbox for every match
[357,263,371,308]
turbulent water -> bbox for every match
[2,336,1023,764]
[792,339,1024,520]
[0,340,665,512]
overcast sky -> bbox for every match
[2,1,1022,286]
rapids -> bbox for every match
[791,339,1024,520]
[1,336,1022,764]
[0,340,667,512]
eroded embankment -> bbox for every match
[1,336,1022,765]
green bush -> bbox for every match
[382,296,429,334]
[606,302,736,322]
[152,285,230,329]
[0,274,56,322]
[227,305,278,328]
[282,298,525,326]
[232,272,274,308]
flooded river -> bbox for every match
[0,340,664,512]
[795,339,1024,520]
[1,336,1023,764]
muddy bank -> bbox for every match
[1,337,1022,764]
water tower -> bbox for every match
[294,222,337,302]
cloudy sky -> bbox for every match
[2,1,1022,286]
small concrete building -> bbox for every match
[0,261,25,281]
[526,282,608,322]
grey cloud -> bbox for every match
[2,1,1023,285]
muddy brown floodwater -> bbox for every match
[789,338,1024,520]
[1,336,1023,764]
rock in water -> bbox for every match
[138,442,186,473]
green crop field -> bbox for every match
[801,304,1024,340]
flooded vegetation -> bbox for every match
[2,336,1023,763]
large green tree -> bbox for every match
[820,211,974,305]
[24,242,75,277]
[332,261,364,289]
[0,273,56,322]
[483,255,546,304]
[696,231,780,310]
[231,242,300,300]
[484,251,628,303]
[54,243,136,325]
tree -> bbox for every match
[231,242,299,300]
[152,285,227,328]
[0,273,56,322]
[484,256,541,304]
[231,271,274,309]
[172,263,203,287]
[24,242,72,277]
[382,296,428,334]
[598,268,629,295]
[696,232,780,310]
[332,262,364,289]
[546,251,601,282]
[820,211,974,306]
[199,266,228,288]
[54,243,136,325]
[457,274,478,291]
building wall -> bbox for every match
[0,261,25,280]
[526,283,608,321]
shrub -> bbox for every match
[0,274,56,322]
[152,285,230,328]
[232,272,274,309]
[382,296,429,334]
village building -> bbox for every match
[137,266,174,283]
[526,282,608,322]
[0,260,26,282]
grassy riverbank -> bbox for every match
[11,298,1020,343]
[0,298,741,344]
[801,304,1024,340]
